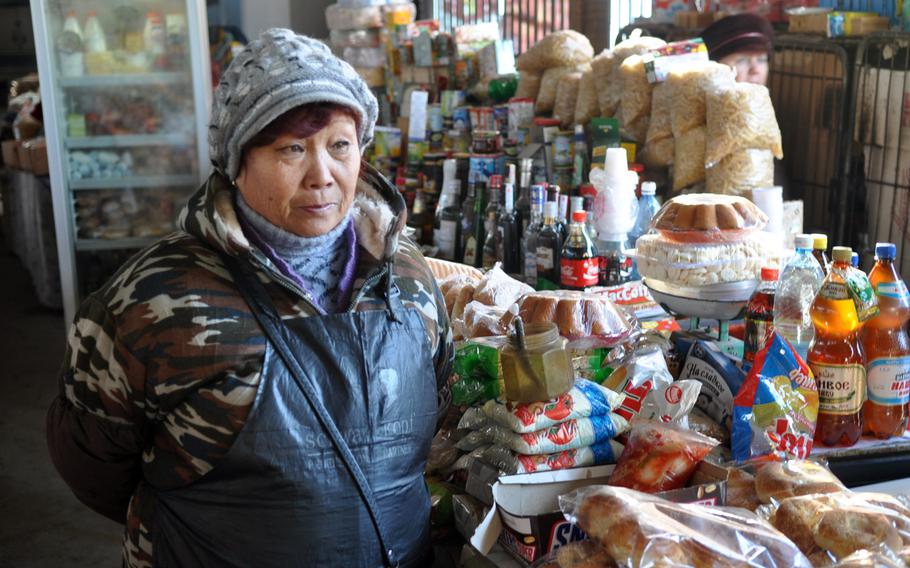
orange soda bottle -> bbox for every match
[862,243,910,438]
[809,247,866,447]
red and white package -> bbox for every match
[591,281,667,320]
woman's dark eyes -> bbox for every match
[333,140,351,151]
[282,144,304,154]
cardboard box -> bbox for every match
[1,139,20,169]
[788,10,830,33]
[16,140,30,171]
[470,463,730,566]
[25,138,48,176]
[673,10,717,29]
[478,39,515,79]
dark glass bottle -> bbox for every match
[482,175,503,269]
[523,185,546,287]
[536,201,562,290]
[497,180,520,275]
[407,188,434,246]
[461,173,480,267]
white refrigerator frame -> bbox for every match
[30,0,212,326]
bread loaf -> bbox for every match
[754,461,845,504]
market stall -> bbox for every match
[324,3,910,566]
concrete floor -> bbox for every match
[0,238,122,567]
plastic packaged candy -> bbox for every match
[481,378,623,434]
[517,290,634,349]
[560,485,812,568]
[732,332,819,462]
[482,439,624,475]
[482,414,629,455]
[606,420,719,493]
[762,491,910,564]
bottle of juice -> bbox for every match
[862,242,910,438]
[744,267,779,365]
[809,246,866,447]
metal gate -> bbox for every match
[847,32,910,274]
[767,34,856,240]
[419,0,573,54]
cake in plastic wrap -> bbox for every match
[517,290,633,347]
[649,193,769,243]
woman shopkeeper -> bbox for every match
[47,29,453,568]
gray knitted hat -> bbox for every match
[209,28,379,181]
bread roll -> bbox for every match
[754,461,845,504]
[427,257,483,283]
[814,508,902,560]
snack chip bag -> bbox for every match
[732,332,819,462]
[481,378,624,434]
[602,346,674,423]
[607,420,720,493]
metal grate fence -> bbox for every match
[420,0,573,54]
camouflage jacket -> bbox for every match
[47,166,453,567]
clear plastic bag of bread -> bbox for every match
[515,71,542,100]
[532,540,619,568]
[560,484,813,568]
[554,70,584,129]
[455,300,518,340]
[649,193,769,244]
[516,290,634,348]
[762,490,910,565]
[603,35,667,121]
[472,263,534,308]
[536,67,578,114]
[705,81,784,168]
[667,61,737,138]
[426,256,483,282]
[706,149,775,198]
[516,30,594,73]
[574,69,599,126]
[438,273,477,321]
[750,460,847,506]
[619,55,653,142]
[673,126,706,191]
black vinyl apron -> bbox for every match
[150,255,437,567]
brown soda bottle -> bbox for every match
[560,210,600,291]
[744,267,779,365]
[812,233,830,275]
[809,247,866,447]
[862,242,910,438]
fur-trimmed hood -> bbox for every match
[178,162,407,263]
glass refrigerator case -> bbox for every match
[30,0,211,324]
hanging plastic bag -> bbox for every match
[706,148,774,197]
[732,332,819,462]
[705,82,783,168]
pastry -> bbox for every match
[814,508,902,560]
[771,495,831,555]
[754,461,845,504]
[651,193,768,240]
[517,291,632,343]
[471,265,533,309]
[724,468,760,511]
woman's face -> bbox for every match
[720,51,770,86]
[236,113,360,237]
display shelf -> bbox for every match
[70,174,198,191]
[75,237,159,251]
[65,133,194,149]
[58,72,191,88]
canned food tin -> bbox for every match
[472,130,501,154]
[469,106,496,132]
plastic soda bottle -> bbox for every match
[774,234,825,362]
[862,243,910,438]
[744,267,779,366]
[808,247,867,447]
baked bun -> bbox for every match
[553,540,618,568]
[651,193,768,243]
[472,264,534,308]
[771,495,833,555]
[518,291,632,345]
[426,257,483,282]
[814,508,902,560]
[724,468,760,511]
[754,461,845,504]
[442,277,476,319]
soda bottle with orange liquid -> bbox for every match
[809,246,877,447]
[862,243,910,438]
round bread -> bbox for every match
[771,496,829,555]
[814,508,902,560]
[754,461,845,504]
[517,291,631,342]
[651,193,768,243]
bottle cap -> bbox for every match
[489,174,503,189]
[832,246,853,263]
[572,210,587,223]
[544,201,558,218]
[795,234,814,250]
[570,196,584,213]
[851,252,859,267]
[876,242,897,260]
[641,181,657,196]
[812,233,828,250]
[574,124,584,135]
[760,267,779,281]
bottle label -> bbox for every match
[877,281,910,300]
[743,318,773,362]
[832,265,880,321]
[560,258,599,288]
[867,356,910,405]
[537,247,554,270]
[434,220,458,260]
[819,281,850,300]
[810,363,866,415]
[524,250,537,285]
[463,236,477,266]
